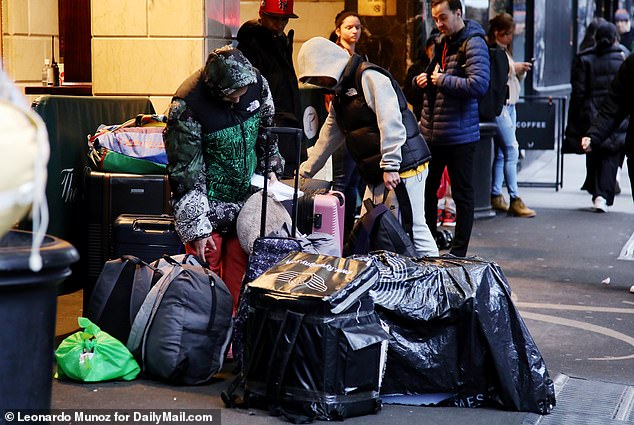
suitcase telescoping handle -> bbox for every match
[262,127,302,238]
[131,217,176,234]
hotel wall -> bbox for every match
[2,0,342,112]
[91,0,239,114]
[1,0,59,90]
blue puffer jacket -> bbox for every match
[420,19,490,145]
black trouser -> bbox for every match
[581,150,621,205]
[332,144,362,243]
[425,142,476,257]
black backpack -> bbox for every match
[84,255,160,344]
[85,254,203,344]
[457,35,509,122]
[343,183,417,257]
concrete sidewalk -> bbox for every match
[49,149,633,425]
[518,150,632,213]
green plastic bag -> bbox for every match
[55,317,140,382]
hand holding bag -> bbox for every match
[343,183,417,257]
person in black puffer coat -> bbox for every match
[567,21,627,211]
[237,0,306,178]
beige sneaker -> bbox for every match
[508,197,536,217]
[491,194,509,212]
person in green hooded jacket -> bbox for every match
[164,46,284,311]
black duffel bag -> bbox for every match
[343,183,417,257]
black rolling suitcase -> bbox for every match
[113,214,183,262]
[85,169,171,307]
[241,252,387,421]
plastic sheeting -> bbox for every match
[363,251,556,414]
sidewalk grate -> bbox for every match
[523,375,634,425]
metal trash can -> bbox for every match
[473,122,497,220]
[0,229,78,411]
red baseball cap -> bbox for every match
[259,0,299,18]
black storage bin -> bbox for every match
[473,122,497,219]
[0,230,78,410]
[245,294,385,420]
[242,252,387,421]
[113,214,182,262]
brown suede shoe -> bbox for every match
[508,197,536,217]
[491,194,509,212]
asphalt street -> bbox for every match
[49,152,634,425]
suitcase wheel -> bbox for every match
[435,228,453,250]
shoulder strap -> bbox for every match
[340,54,364,89]
[354,59,393,96]
[394,182,414,241]
[351,199,388,255]
[457,34,486,67]
[129,264,156,326]
[126,264,182,359]
[85,255,143,323]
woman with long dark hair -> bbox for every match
[488,13,536,217]
[328,11,368,241]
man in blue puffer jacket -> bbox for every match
[416,0,490,257]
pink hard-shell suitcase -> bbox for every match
[282,186,345,256]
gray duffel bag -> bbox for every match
[127,257,233,385]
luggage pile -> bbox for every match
[74,125,554,422]
[87,114,168,175]
[85,254,234,385]
[83,115,182,298]
[226,251,555,421]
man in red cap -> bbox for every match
[237,0,306,179]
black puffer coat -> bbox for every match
[333,55,431,184]
[567,45,627,154]
[237,20,301,127]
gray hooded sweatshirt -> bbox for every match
[297,37,408,178]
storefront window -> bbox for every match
[463,0,489,25]
[533,0,572,91]
[577,0,596,50]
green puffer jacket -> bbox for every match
[164,50,284,243]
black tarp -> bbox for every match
[363,252,556,414]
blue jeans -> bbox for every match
[492,104,520,199]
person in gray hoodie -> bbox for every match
[297,37,438,257]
